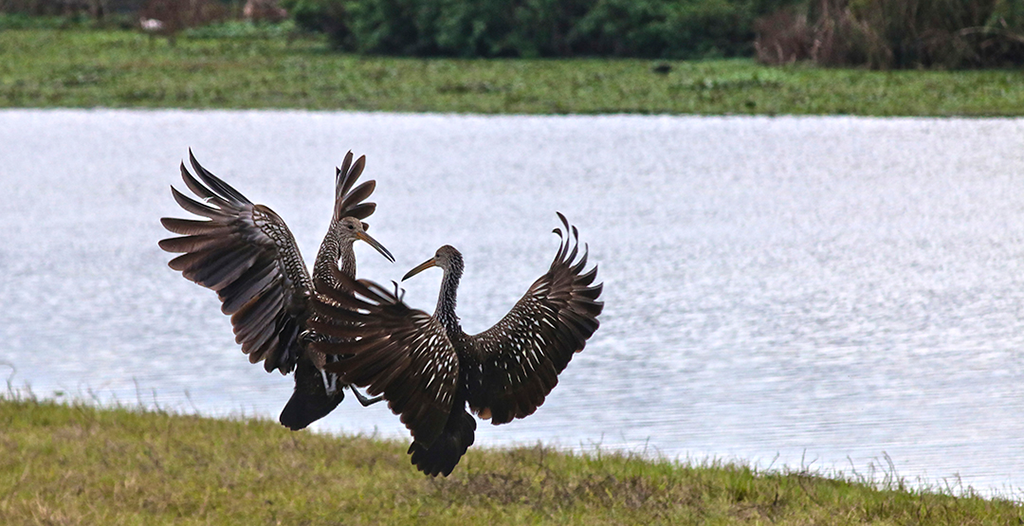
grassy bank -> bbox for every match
[0,397,1019,525]
[2,29,1024,116]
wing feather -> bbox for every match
[170,186,233,220]
[157,233,236,254]
[342,203,376,222]
[159,151,311,374]
[160,217,234,236]
[219,264,278,315]
[466,214,603,425]
[189,151,253,205]
[309,268,459,449]
[334,152,376,222]
[234,290,285,345]
[341,182,376,214]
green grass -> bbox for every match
[0,397,1020,525]
[3,28,1024,115]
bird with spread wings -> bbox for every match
[159,150,394,431]
[309,213,603,476]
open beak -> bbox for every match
[402,257,438,281]
[355,231,395,263]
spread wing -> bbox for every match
[159,150,315,374]
[308,269,459,449]
[332,151,377,223]
[160,151,378,374]
[466,213,603,425]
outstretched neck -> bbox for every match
[313,222,355,284]
[435,255,464,338]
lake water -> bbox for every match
[3,109,1024,495]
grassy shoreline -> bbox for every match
[3,29,1024,116]
[0,397,1020,525]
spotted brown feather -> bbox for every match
[159,149,393,431]
[310,213,603,476]
[160,151,311,374]
[310,276,459,449]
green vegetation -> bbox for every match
[3,29,1024,115]
[283,0,794,58]
[282,0,1024,67]
[5,0,1024,67]
[1,397,1020,525]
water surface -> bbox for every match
[2,109,1024,494]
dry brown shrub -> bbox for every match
[242,0,285,23]
[755,0,1024,68]
[755,8,813,65]
[139,0,227,43]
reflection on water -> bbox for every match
[2,109,1024,493]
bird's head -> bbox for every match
[337,216,394,263]
[403,245,463,281]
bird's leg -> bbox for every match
[320,369,339,396]
[350,386,383,407]
[303,329,339,394]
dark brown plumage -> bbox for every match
[309,213,603,476]
[159,150,394,430]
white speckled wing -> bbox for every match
[466,214,604,425]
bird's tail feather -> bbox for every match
[279,359,345,431]
[408,406,477,477]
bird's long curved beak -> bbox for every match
[355,231,395,263]
[402,257,437,281]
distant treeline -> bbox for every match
[3,0,1023,68]
[282,0,1024,67]
[1,0,148,18]
[282,0,796,59]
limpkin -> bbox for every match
[308,213,603,476]
[159,150,395,430]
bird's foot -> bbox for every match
[351,387,383,407]
[299,329,320,344]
